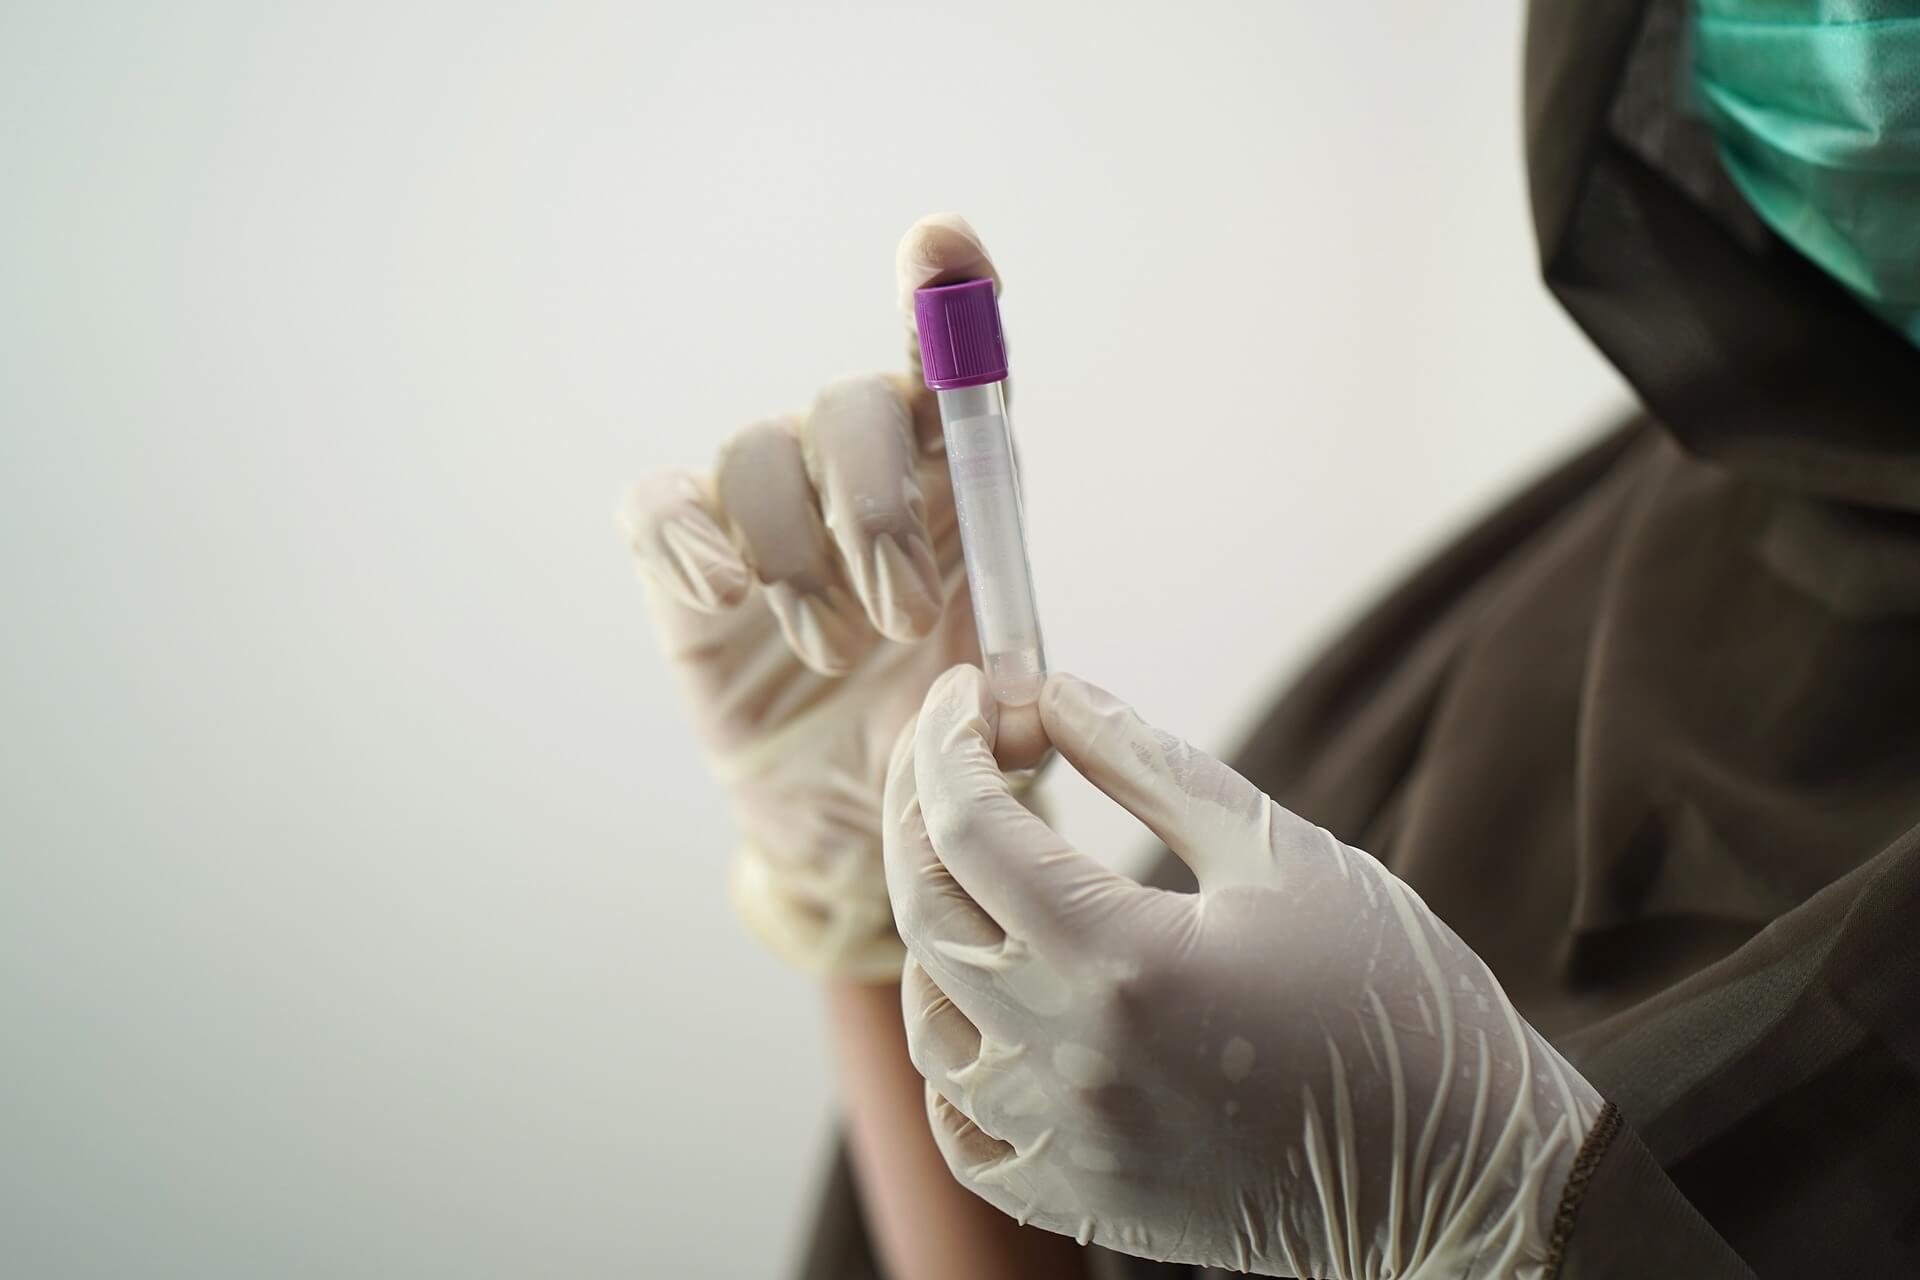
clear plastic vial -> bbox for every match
[914,279,1046,706]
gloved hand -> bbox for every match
[884,666,1604,1277]
[620,214,1002,979]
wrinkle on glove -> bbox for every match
[885,666,1602,1278]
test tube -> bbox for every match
[913,278,1046,706]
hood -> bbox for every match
[1525,0,1920,510]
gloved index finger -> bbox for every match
[909,664,1147,960]
[1039,672,1309,893]
[895,213,1002,448]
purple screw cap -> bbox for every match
[914,278,1008,390]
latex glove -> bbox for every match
[620,214,1001,979]
[884,667,1604,1277]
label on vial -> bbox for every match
[945,414,1039,654]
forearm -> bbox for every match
[824,979,1086,1280]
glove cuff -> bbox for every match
[728,842,905,982]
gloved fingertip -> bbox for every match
[993,700,1049,772]
[1038,670,1080,712]
[959,663,1000,740]
[899,212,987,267]
[927,659,986,704]
[918,663,997,759]
[896,213,996,312]
[921,210,984,243]
[1038,670,1116,739]
[1037,670,1181,800]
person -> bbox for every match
[622,0,1920,1274]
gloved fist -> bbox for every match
[620,215,1000,979]
[884,666,1603,1277]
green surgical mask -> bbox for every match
[1694,0,1920,345]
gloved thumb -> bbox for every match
[1038,672,1328,893]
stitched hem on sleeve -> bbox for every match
[1544,1099,1624,1280]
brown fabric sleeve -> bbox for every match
[796,1133,1194,1280]
[795,1138,882,1280]
[1548,1102,1756,1280]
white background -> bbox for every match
[0,2,1624,1275]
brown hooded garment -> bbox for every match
[801,0,1920,1274]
